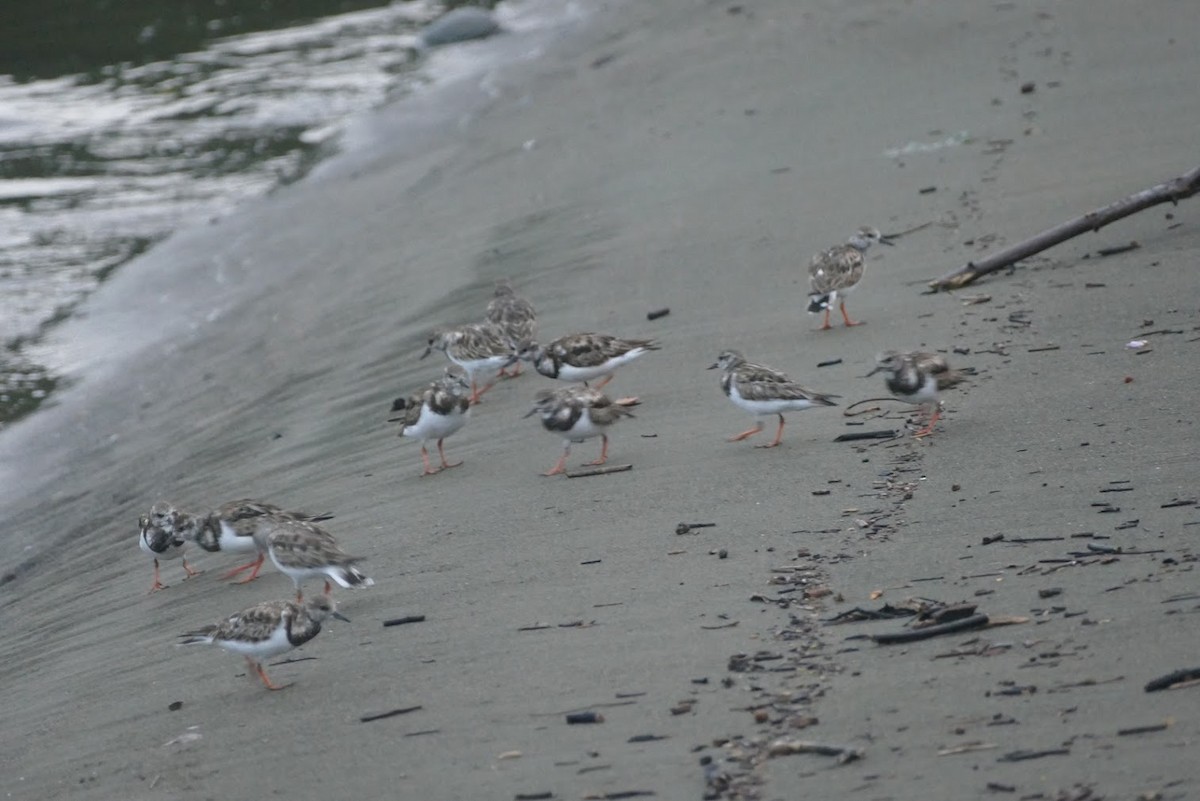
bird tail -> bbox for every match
[178,628,217,646]
[330,564,375,589]
[806,293,831,313]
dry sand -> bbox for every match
[2,0,1198,799]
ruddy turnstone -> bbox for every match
[389,368,471,476]
[262,517,374,600]
[867,350,965,437]
[421,322,518,404]
[485,278,537,378]
[709,349,839,448]
[807,226,892,329]
[524,386,635,476]
[139,504,199,593]
[159,499,333,584]
[521,332,660,402]
[178,595,348,691]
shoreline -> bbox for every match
[3,0,1198,799]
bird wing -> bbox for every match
[735,363,837,404]
[809,245,864,294]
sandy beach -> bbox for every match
[2,0,1198,799]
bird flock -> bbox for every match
[142,229,967,691]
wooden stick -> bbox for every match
[767,737,863,764]
[566,464,633,479]
[871,614,989,644]
[930,165,1200,291]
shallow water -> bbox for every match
[0,0,464,426]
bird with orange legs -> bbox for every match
[710,349,839,448]
[178,595,348,691]
[485,278,537,379]
[388,368,471,476]
[139,508,200,593]
[524,386,635,476]
[422,323,518,404]
[867,350,966,437]
[807,226,892,330]
[151,499,334,584]
[521,332,659,404]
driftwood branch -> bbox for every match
[930,164,1200,291]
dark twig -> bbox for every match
[997,748,1070,762]
[834,430,898,442]
[930,165,1200,290]
[1096,241,1140,257]
[382,615,426,627]
[871,614,989,645]
[359,705,423,723]
[1145,667,1200,692]
[883,221,932,239]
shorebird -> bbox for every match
[709,349,839,448]
[421,323,517,404]
[262,517,374,601]
[139,506,199,593]
[484,278,536,378]
[807,226,892,329]
[178,595,348,691]
[867,350,966,437]
[521,332,659,403]
[156,499,333,584]
[388,368,471,476]
[524,386,635,476]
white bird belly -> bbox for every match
[556,348,647,383]
[217,625,293,659]
[561,413,603,443]
[403,405,468,442]
[730,385,819,416]
[218,520,260,553]
[451,354,510,380]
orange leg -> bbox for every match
[839,301,862,327]
[468,379,496,405]
[231,553,266,584]
[248,658,291,691]
[913,405,941,438]
[222,556,261,580]
[756,414,786,448]
[819,308,833,331]
[182,557,201,578]
[148,559,168,593]
[419,444,442,476]
[593,374,614,389]
[295,587,305,602]
[437,439,462,470]
[543,447,570,476]
[585,435,610,466]
[728,422,764,442]
[323,580,333,596]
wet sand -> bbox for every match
[2,0,1198,799]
